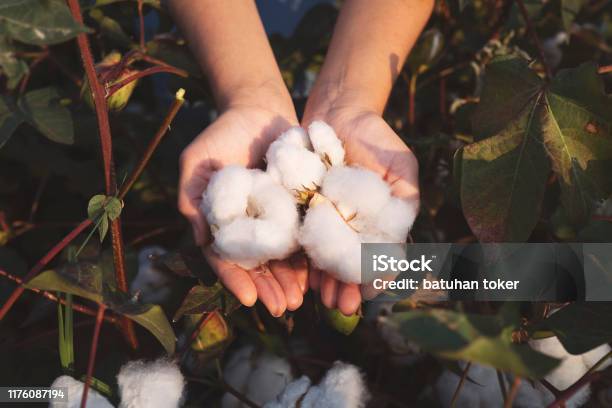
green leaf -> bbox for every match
[105,197,122,221]
[87,194,107,219]
[173,283,240,322]
[406,28,444,74]
[0,0,89,45]
[0,95,24,148]
[471,55,543,141]
[543,63,612,224]
[98,215,109,242]
[537,303,612,354]
[560,0,584,31]
[125,305,176,354]
[391,308,559,378]
[186,312,231,353]
[19,87,74,144]
[88,9,132,49]
[27,269,176,354]
[0,35,28,89]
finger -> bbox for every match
[386,150,420,203]
[178,149,212,246]
[269,259,304,311]
[289,253,309,294]
[203,247,257,307]
[248,266,287,317]
[320,273,339,309]
[309,266,322,292]
[337,283,362,316]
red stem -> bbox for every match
[0,219,92,321]
[504,377,522,408]
[106,66,188,97]
[137,0,145,51]
[66,0,113,193]
[80,304,106,408]
[515,0,552,80]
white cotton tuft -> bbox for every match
[300,362,369,408]
[117,358,185,408]
[263,376,312,408]
[299,200,362,283]
[266,134,327,192]
[222,346,294,408]
[527,336,612,407]
[300,167,417,284]
[201,166,300,269]
[276,126,312,149]
[130,246,171,304]
[50,376,113,408]
[307,121,345,166]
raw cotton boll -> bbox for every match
[321,166,391,218]
[299,200,362,283]
[50,376,113,408]
[131,246,171,304]
[528,337,612,407]
[222,346,294,408]
[201,167,300,269]
[307,121,345,166]
[263,376,312,408]
[265,137,327,192]
[374,197,419,242]
[276,126,312,149]
[201,165,254,227]
[117,358,185,408]
[300,362,370,408]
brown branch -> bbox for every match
[118,89,185,199]
[598,65,612,74]
[450,362,471,407]
[80,304,106,408]
[0,219,92,321]
[137,0,145,51]
[66,0,113,193]
[106,66,188,97]
[504,377,522,408]
[515,0,552,80]
[0,269,117,324]
[66,0,138,350]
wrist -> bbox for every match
[303,79,384,126]
[217,80,296,120]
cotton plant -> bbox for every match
[49,358,185,408]
[434,337,612,408]
[200,120,418,283]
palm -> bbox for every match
[306,110,420,315]
[179,106,307,316]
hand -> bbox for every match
[304,106,420,315]
[179,101,308,317]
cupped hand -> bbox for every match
[179,103,308,317]
[304,107,420,316]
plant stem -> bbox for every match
[137,0,145,51]
[546,372,601,408]
[118,89,185,199]
[515,0,552,80]
[106,66,188,97]
[81,304,106,408]
[504,377,521,408]
[66,0,113,193]
[0,219,92,321]
[408,73,418,130]
[450,362,471,407]
[66,0,138,350]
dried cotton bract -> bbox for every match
[201,166,300,269]
[117,358,185,408]
[300,166,418,283]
